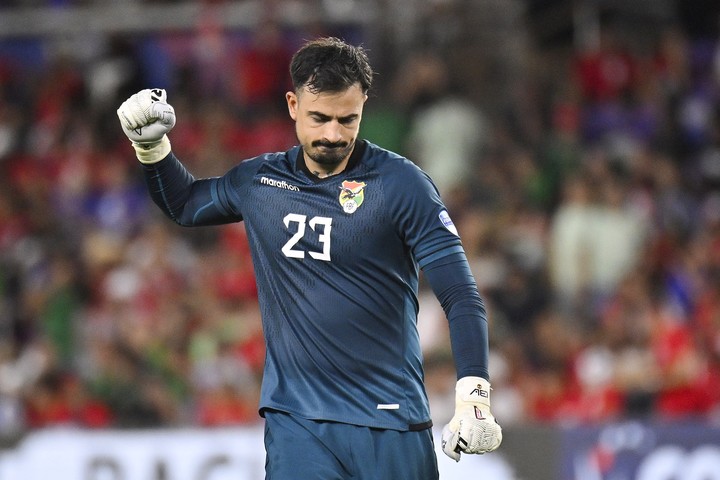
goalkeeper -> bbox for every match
[117,37,501,479]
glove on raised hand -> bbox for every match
[441,376,502,461]
[117,88,175,163]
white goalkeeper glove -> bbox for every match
[441,376,502,461]
[117,88,176,164]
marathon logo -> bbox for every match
[260,176,300,191]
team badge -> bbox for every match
[338,180,367,214]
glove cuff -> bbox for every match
[132,135,171,164]
[456,376,491,405]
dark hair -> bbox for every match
[290,37,373,95]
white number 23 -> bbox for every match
[281,213,332,261]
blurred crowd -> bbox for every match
[1,4,720,439]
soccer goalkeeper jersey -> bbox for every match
[142,140,470,431]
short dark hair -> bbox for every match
[290,37,373,95]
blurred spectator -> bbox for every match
[585,167,648,299]
[24,371,112,429]
[230,18,293,113]
[394,51,487,199]
[196,384,258,427]
[423,350,457,427]
[547,173,596,314]
[572,25,638,103]
[82,340,176,428]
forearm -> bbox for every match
[423,252,490,381]
[142,152,234,226]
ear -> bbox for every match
[286,91,298,120]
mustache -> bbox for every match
[312,140,348,149]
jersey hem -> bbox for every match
[258,406,433,432]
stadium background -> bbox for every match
[1,0,720,478]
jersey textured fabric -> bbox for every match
[140,140,489,431]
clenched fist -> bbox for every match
[117,88,175,163]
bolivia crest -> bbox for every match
[339,180,367,214]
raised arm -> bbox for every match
[117,89,239,226]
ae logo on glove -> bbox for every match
[470,384,489,398]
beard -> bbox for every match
[304,139,355,168]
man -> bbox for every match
[117,37,501,480]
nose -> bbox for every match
[321,120,343,144]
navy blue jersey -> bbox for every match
[142,140,486,431]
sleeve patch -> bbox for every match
[439,210,459,236]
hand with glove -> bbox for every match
[117,88,176,164]
[441,376,502,461]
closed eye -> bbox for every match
[308,111,358,125]
[310,112,331,123]
[338,115,359,126]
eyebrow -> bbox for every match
[308,111,359,123]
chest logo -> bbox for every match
[339,180,367,214]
